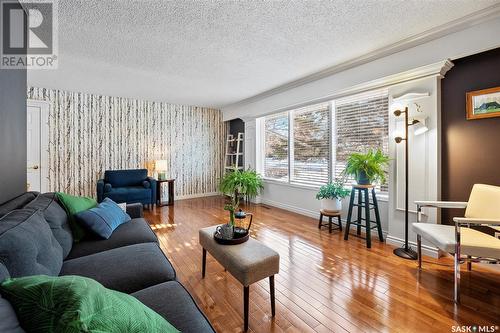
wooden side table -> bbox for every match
[156,179,175,206]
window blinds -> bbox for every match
[333,89,389,191]
[291,102,330,185]
[264,112,289,181]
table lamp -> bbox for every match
[155,160,168,180]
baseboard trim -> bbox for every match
[176,192,220,200]
[260,198,389,237]
[385,235,439,258]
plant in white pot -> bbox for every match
[316,180,350,213]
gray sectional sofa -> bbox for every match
[0,192,215,333]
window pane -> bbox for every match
[291,103,330,185]
[334,89,389,191]
[264,112,288,181]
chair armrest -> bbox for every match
[126,203,144,219]
[96,179,105,203]
[453,217,500,226]
[146,177,157,204]
[415,200,468,209]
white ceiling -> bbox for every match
[28,0,499,108]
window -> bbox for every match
[264,112,288,181]
[259,89,389,191]
[333,90,389,190]
[291,103,330,185]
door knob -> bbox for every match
[28,165,39,170]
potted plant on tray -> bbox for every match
[343,149,390,185]
[219,169,264,237]
[316,180,350,212]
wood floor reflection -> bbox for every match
[145,196,500,333]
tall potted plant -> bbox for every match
[316,180,350,212]
[343,149,390,185]
[219,169,264,226]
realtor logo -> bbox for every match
[1,0,58,69]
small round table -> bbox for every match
[318,210,342,233]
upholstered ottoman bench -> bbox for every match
[199,225,280,331]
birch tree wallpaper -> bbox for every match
[27,87,227,198]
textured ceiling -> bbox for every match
[28,0,498,108]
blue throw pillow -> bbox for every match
[75,198,131,239]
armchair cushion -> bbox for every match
[105,187,152,204]
[412,223,500,258]
[104,183,112,192]
[104,169,148,187]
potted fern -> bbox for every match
[316,180,350,212]
[219,169,264,227]
[343,149,390,185]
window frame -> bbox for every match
[258,90,390,195]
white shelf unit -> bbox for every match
[224,132,244,172]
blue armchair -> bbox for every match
[97,169,156,206]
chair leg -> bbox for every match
[244,286,249,331]
[454,225,461,304]
[202,248,206,278]
[357,189,362,236]
[318,213,323,229]
[467,255,472,271]
[269,276,275,317]
[372,188,384,241]
[344,188,355,240]
[364,189,371,248]
[338,215,342,231]
[417,234,422,269]
[328,216,332,233]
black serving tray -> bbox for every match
[214,228,249,245]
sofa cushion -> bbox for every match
[56,192,97,242]
[132,281,215,333]
[0,209,63,278]
[0,295,25,333]
[106,186,152,203]
[24,193,73,258]
[66,218,158,259]
[1,275,179,333]
[105,169,148,187]
[60,243,175,293]
[75,198,131,239]
[0,192,38,218]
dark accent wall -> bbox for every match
[0,0,27,204]
[441,47,500,224]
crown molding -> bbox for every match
[224,4,500,110]
[238,59,453,121]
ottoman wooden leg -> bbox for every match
[202,248,206,278]
[244,286,249,331]
[270,275,275,317]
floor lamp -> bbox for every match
[393,106,428,260]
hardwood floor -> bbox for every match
[145,196,500,333]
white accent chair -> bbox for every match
[413,184,500,303]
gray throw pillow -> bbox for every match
[24,193,73,258]
[0,209,63,278]
[0,296,25,333]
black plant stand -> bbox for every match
[344,184,384,248]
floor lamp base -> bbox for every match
[393,247,418,260]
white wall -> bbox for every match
[223,16,500,121]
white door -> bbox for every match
[26,101,49,192]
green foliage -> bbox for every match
[343,149,390,184]
[316,180,350,200]
[219,169,264,225]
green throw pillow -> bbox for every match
[0,275,179,333]
[56,192,97,242]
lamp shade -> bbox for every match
[155,160,168,172]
